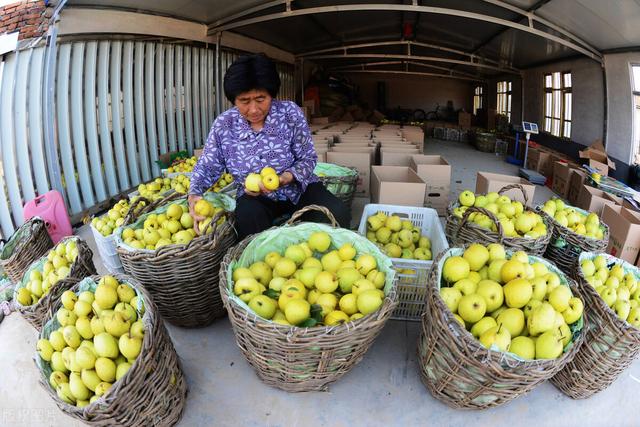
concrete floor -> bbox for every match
[1,138,639,427]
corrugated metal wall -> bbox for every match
[0,41,295,239]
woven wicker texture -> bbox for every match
[15,237,96,331]
[551,253,640,399]
[475,133,496,152]
[0,217,53,283]
[445,184,552,255]
[418,248,586,409]
[37,274,188,426]
[316,167,359,207]
[219,205,398,392]
[537,206,609,273]
[117,194,237,327]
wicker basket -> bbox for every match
[0,217,53,283]
[418,247,586,409]
[537,204,609,273]
[445,185,553,256]
[475,132,496,152]
[116,193,237,327]
[551,252,640,399]
[13,237,96,330]
[315,163,359,208]
[36,274,187,426]
[219,205,398,392]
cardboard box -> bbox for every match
[311,116,330,125]
[602,205,640,264]
[370,166,427,206]
[475,172,535,206]
[541,153,563,179]
[576,185,619,215]
[380,146,420,154]
[567,169,586,206]
[411,155,452,215]
[603,192,623,205]
[579,140,616,176]
[552,161,572,198]
[381,151,414,166]
[526,148,552,174]
[303,100,316,115]
[458,111,471,129]
[326,152,372,197]
[317,152,326,163]
[623,196,640,212]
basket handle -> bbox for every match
[123,192,183,226]
[456,206,504,243]
[196,208,229,235]
[285,205,339,227]
[498,184,528,205]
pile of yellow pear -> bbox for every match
[92,200,147,237]
[166,156,197,173]
[37,276,145,407]
[541,198,604,239]
[212,172,234,193]
[439,243,583,360]
[16,239,79,307]
[136,177,173,200]
[364,212,432,260]
[581,255,640,328]
[121,199,225,250]
[454,190,547,239]
[232,231,387,327]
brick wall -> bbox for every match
[0,0,48,41]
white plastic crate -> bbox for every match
[89,223,124,274]
[357,203,449,321]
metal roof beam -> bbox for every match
[329,60,480,78]
[478,0,600,57]
[303,53,520,74]
[206,3,602,63]
[299,40,504,67]
[337,69,484,82]
[208,0,288,29]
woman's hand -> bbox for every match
[244,171,295,197]
[244,180,270,197]
[188,194,206,235]
[279,171,294,187]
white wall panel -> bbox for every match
[14,50,36,203]
[83,41,107,202]
[0,41,292,236]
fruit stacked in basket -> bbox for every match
[231,231,389,327]
[439,243,584,359]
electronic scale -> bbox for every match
[517,121,546,185]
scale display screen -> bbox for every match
[522,122,539,134]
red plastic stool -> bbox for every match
[23,190,73,244]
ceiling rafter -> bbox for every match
[328,60,480,78]
[298,40,506,67]
[206,2,603,63]
[336,70,483,82]
[302,53,520,74]
[477,0,600,56]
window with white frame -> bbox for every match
[473,85,483,115]
[633,65,640,164]
[496,81,512,122]
[544,71,572,138]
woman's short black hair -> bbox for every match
[223,54,281,103]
